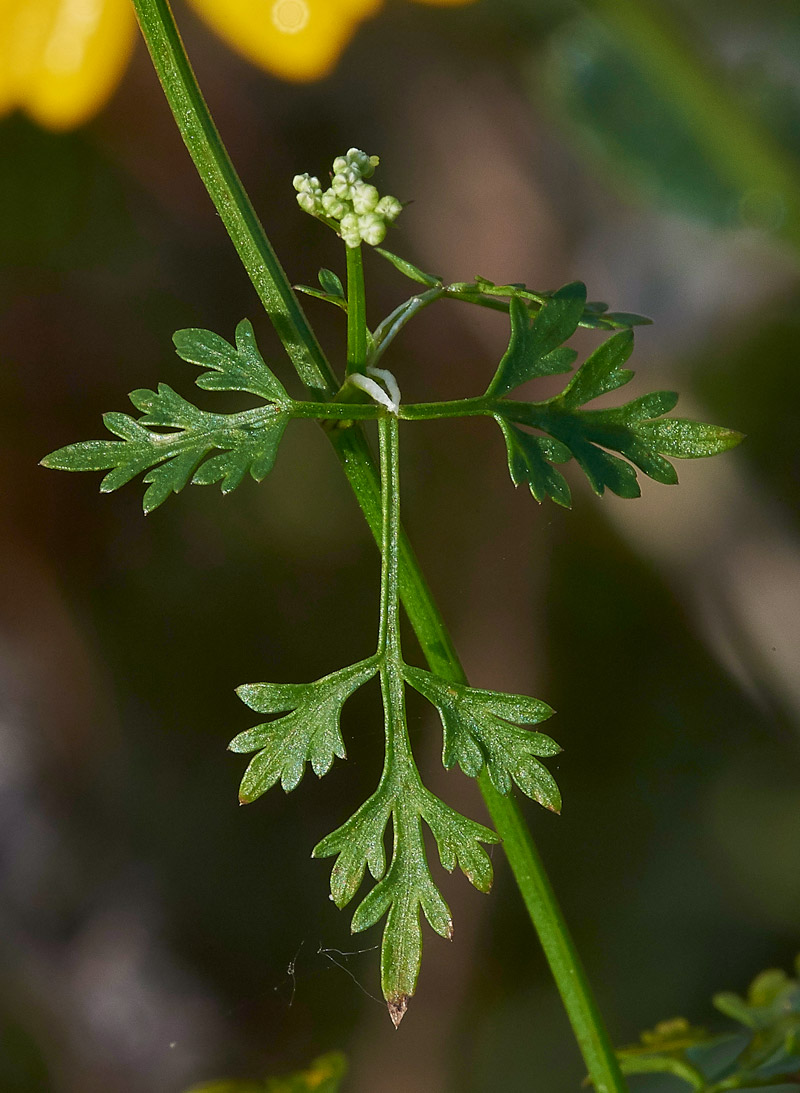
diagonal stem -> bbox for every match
[129,0,335,394]
[131,2,626,1087]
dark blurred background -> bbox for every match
[2,0,800,1090]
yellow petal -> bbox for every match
[0,0,136,131]
[185,0,382,82]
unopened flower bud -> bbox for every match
[295,149,399,244]
[358,213,386,246]
[321,191,347,219]
[352,182,379,215]
[330,173,352,198]
[340,212,362,249]
[296,191,320,214]
[375,195,402,222]
[293,173,320,196]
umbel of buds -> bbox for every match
[293,148,403,248]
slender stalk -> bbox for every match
[130,0,336,393]
[290,401,382,420]
[376,413,416,774]
[376,415,397,657]
[291,397,493,420]
[346,245,368,375]
[369,287,444,367]
[401,397,493,420]
[131,3,626,1087]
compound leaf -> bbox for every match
[312,791,393,908]
[43,387,290,513]
[496,417,572,508]
[493,321,743,501]
[231,658,377,801]
[42,321,296,513]
[635,418,744,458]
[486,282,587,397]
[420,792,498,894]
[404,667,561,811]
[315,777,497,1025]
[173,319,288,401]
[348,793,453,1026]
[558,329,635,408]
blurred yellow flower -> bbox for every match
[0,0,477,131]
[0,0,136,131]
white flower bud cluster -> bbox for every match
[292,148,403,249]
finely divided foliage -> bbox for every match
[314,779,499,1026]
[487,288,741,508]
[42,148,742,1023]
[404,668,562,810]
[41,320,291,513]
[231,659,379,800]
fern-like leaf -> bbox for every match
[404,667,562,811]
[231,659,378,801]
[42,321,293,512]
[494,326,743,503]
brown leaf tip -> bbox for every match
[387,994,409,1028]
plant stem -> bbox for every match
[129,0,335,394]
[346,245,368,376]
[291,397,492,420]
[132,3,626,1087]
[376,414,418,781]
[376,414,401,661]
[369,287,444,366]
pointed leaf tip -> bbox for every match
[387,995,409,1028]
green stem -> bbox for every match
[376,413,418,775]
[346,244,367,375]
[291,396,493,420]
[376,414,400,658]
[130,0,335,394]
[400,397,493,420]
[369,287,444,366]
[290,401,382,420]
[131,3,626,1087]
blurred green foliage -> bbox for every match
[186,1050,347,1093]
[617,957,800,1089]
